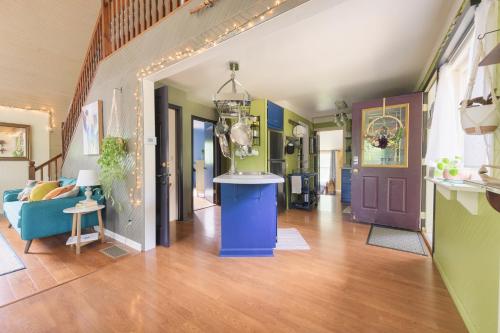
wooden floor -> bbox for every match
[0,217,136,307]
[0,196,466,332]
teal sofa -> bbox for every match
[2,177,104,253]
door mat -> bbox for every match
[275,228,310,250]
[100,245,129,259]
[367,225,427,256]
[0,233,25,276]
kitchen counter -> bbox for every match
[213,172,284,184]
[214,172,284,257]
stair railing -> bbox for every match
[62,0,190,158]
[29,154,63,181]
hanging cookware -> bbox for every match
[230,116,252,147]
[218,134,231,158]
[215,118,229,137]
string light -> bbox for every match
[128,0,289,206]
[0,104,56,132]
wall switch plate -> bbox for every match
[145,137,157,145]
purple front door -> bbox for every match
[351,93,423,231]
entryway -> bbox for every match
[192,117,217,211]
[318,130,343,195]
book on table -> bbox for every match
[66,232,99,245]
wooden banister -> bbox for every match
[62,0,190,159]
[29,154,63,181]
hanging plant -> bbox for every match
[97,136,127,210]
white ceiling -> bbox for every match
[0,1,100,118]
[162,0,461,118]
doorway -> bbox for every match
[155,86,182,246]
[192,117,218,211]
[351,93,423,231]
[318,130,343,195]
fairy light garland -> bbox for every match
[129,0,288,206]
[0,104,56,131]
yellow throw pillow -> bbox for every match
[43,185,75,200]
[29,181,59,201]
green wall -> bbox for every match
[168,86,218,219]
[232,99,268,172]
[434,192,500,333]
[432,7,500,333]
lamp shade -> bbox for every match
[76,170,100,187]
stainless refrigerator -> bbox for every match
[268,130,286,211]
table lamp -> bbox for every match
[76,170,100,204]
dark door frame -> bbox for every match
[191,115,221,213]
[154,94,183,247]
[169,103,184,222]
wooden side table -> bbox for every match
[63,205,105,255]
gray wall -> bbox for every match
[62,0,308,248]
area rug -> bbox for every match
[0,233,25,276]
[367,225,427,256]
[275,228,310,250]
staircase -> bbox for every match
[29,154,63,181]
[62,0,189,158]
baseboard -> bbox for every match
[434,258,477,333]
[93,226,142,252]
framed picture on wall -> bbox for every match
[82,100,103,155]
[0,122,31,161]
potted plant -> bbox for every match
[97,136,127,210]
[460,92,499,135]
[434,156,471,182]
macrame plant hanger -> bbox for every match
[459,36,499,134]
[106,88,122,137]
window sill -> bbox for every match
[425,177,484,215]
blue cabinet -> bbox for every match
[341,168,351,204]
[220,183,277,257]
[267,100,284,130]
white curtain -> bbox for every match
[425,64,464,164]
[461,0,495,167]
[426,0,496,167]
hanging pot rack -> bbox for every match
[213,62,251,118]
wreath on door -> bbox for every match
[364,98,404,149]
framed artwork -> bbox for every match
[0,122,31,161]
[82,100,103,155]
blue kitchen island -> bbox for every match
[213,172,285,257]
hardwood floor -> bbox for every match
[0,196,466,332]
[0,217,137,308]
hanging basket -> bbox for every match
[461,102,498,134]
[459,38,500,135]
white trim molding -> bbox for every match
[94,226,143,252]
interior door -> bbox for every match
[155,86,169,246]
[168,108,178,221]
[351,93,422,231]
[203,122,214,203]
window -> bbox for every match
[426,27,494,170]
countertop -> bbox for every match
[214,172,284,184]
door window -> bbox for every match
[361,104,409,167]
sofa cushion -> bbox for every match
[43,185,76,200]
[53,185,79,199]
[59,177,77,187]
[29,182,59,201]
[17,180,38,201]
